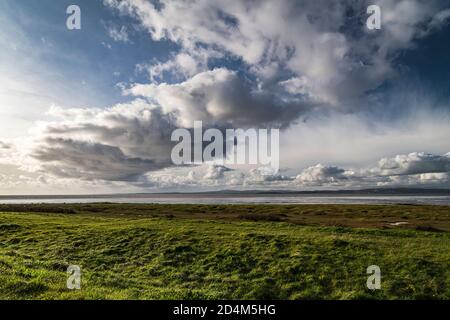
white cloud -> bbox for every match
[142,48,222,82]
[127,68,310,128]
[295,164,351,186]
[378,152,450,176]
[107,25,130,42]
[105,0,450,106]
[204,165,232,180]
[139,151,450,190]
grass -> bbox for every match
[0,203,449,300]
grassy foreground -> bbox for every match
[0,203,449,300]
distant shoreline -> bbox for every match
[1,188,450,200]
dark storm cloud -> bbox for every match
[128,68,314,129]
[33,138,168,181]
[30,103,177,181]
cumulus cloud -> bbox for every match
[142,164,241,189]
[32,138,166,181]
[295,164,353,186]
[377,152,450,176]
[127,68,311,128]
[379,172,449,187]
[27,101,178,181]
[204,165,232,180]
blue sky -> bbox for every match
[0,0,176,109]
[0,0,449,194]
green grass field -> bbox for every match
[0,204,449,300]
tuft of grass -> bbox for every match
[0,223,24,231]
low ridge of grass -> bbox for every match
[1,203,449,231]
[0,204,449,299]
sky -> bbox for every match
[0,0,450,194]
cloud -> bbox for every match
[105,0,450,107]
[7,128,449,190]
[0,141,12,149]
[27,101,178,181]
[380,172,449,186]
[107,25,130,42]
[279,108,450,171]
[142,164,240,189]
[428,8,450,30]
[140,48,222,82]
[377,152,450,176]
[295,164,351,185]
[32,137,166,181]
[204,165,232,180]
[136,151,450,190]
[127,68,312,128]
